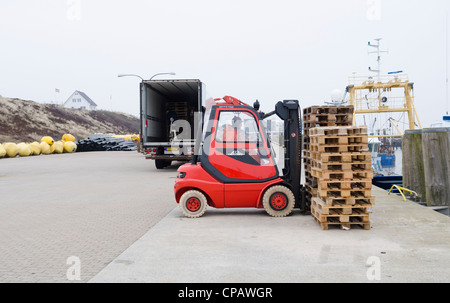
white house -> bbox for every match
[63,91,98,111]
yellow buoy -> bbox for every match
[0,144,6,158]
[52,141,64,154]
[62,134,76,142]
[29,142,41,155]
[41,136,55,145]
[63,141,77,153]
[40,141,51,155]
[4,143,18,158]
[17,143,32,157]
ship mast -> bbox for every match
[368,38,388,83]
[347,39,423,136]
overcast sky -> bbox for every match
[1,0,449,128]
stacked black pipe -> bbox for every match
[76,134,137,152]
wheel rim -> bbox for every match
[270,193,288,210]
[186,197,201,212]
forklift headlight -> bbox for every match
[178,172,186,179]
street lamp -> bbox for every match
[117,72,176,81]
[149,72,176,80]
[117,74,145,81]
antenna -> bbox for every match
[368,38,389,83]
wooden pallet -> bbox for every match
[311,161,372,172]
[311,204,370,224]
[317,179,372,190]
[309,126,368,137]
[310,152,372,164]
[305,183,318,196]
[303,156,313,168]
[310,169,373,181]
[303,113,353,124]
[317,188,373,199]
[166,101,188,108]
[304,169,317,182]
[303,121,354,129]
[302,149,311,159]
[309,144,369,153]
[321,195,376,206]
[303,105,354,115]
[310,135,369,145]
[166,102,189,119]
[311,199,371,231]
[311,212,371,230]
[312,197,373,215]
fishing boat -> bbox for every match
[329,39,423,192]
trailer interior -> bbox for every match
[141,80,203,144]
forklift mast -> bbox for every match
[273,100,305,211]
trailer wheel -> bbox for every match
[155,160,171,169]
[179,190,208,218]
[262,185,295,217]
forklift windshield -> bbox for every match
[199,106,278,183]
[215,111,262,144]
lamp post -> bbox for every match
[117,74,145,81]
[149,72,176,80]
[117,72,176,81]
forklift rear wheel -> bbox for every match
[179,190,208,218]
[262,185,295,217]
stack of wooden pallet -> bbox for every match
[303,106,375,230]
[303,105,354,209]
[166,101,189,121]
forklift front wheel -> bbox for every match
[179,190,208,218]
[262,185,295,217]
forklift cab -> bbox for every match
[200,106,279,183]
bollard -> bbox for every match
[402,130,426,199]
[421,128,450,207]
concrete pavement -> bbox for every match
[90,186,450,283]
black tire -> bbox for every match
[155,159,170,169]
[262,185,295,217]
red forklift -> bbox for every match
[174,96,305,218]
